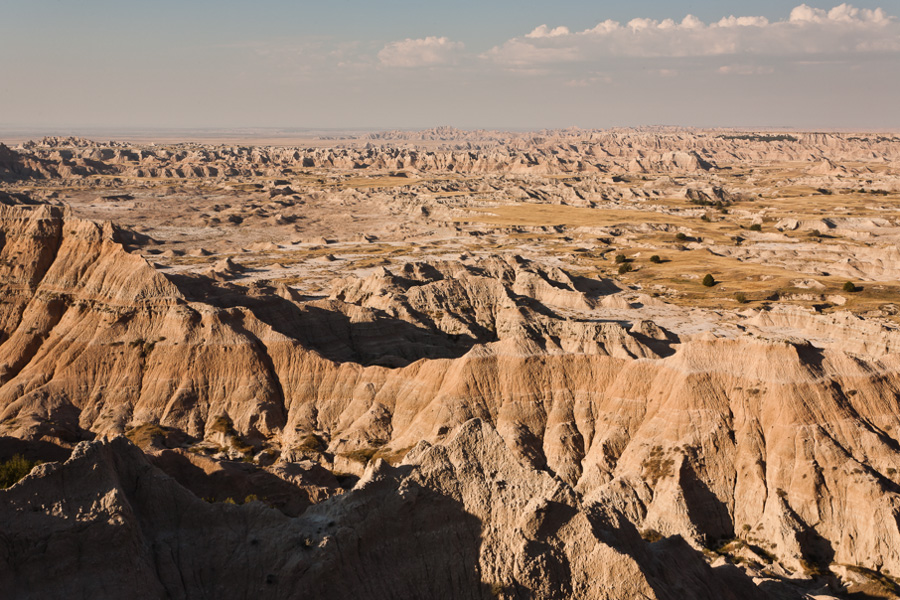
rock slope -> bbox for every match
[0,421,770,600]
[1,204,900,596]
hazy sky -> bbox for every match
[2,1,899,131]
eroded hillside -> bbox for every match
[2,129,900,599]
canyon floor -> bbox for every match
[2,128,900,599]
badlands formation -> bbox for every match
[2,128,900,598]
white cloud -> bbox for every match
[378,36,464,68]
[582,19,622,35]
[680,15,705,30]
[789,4,829,23]
[526,25,570,39]
[585,20,621,35]
[716,16,770,27]
[790,3,892,24]
[485,3,900,66]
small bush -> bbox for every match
[749,223,762,232]
[125,423,169,448]
[799,557,826,578]
[702,274,716,287]
[295,433,325,452]
[618,263,632,275]
[0,455,41,489]
[210,415,234,434]
[614,254,627,264]
[642,447,675,485]
[649,255,662,264]
[372,445,415,466]
[129,338,156,359]
[734,292,748,304]
[341,447,379,464]
[843,281,859,293]
[675,232,687,241]
[751,544,778,563]
[640,528,664,543]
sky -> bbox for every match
[1,0,899,131]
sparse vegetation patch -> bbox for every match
[0,455,41,489]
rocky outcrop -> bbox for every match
[0,422,772,600]
[0,144,57,181]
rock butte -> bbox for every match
[2,128,900,599]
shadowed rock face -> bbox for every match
[0,422,769,600]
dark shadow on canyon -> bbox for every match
[0,440,496,600]
[166,273,482,367]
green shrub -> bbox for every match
[649,255,662,264]
[734,292,748,304]
[749,223,762,232]
[843,281,859,293]
[618,263,632,275]
[614,254,627,264]
[0,455,41,489]
[675,232,687,241]
[702,274,716,287]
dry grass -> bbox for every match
[372,445,414,466]
[125,423,170,447]
[339,176,422,189]
[450,194,900,311]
